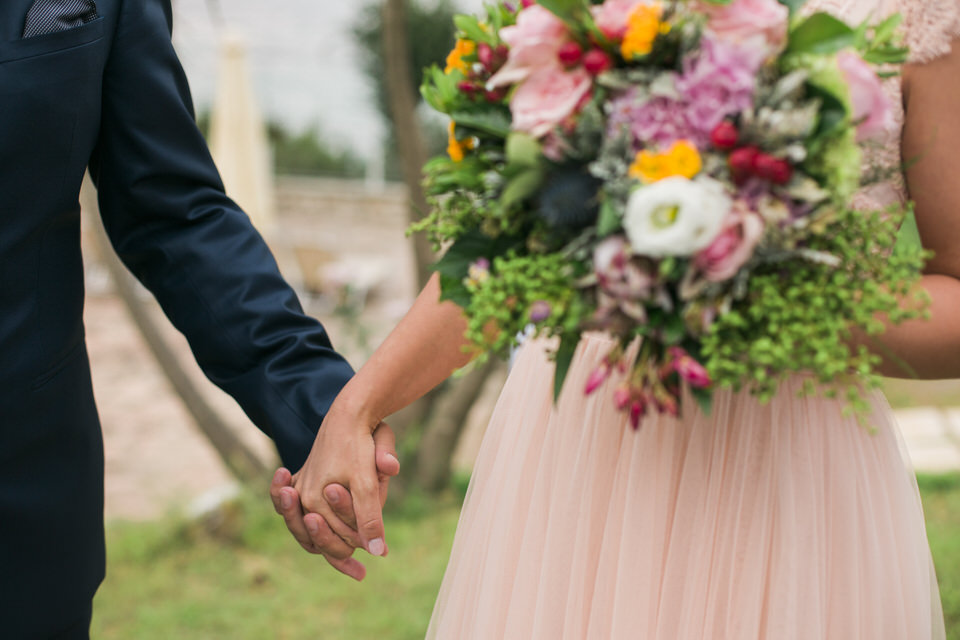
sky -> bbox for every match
[170,0,482,163]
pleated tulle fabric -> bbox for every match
[426,335,946,639]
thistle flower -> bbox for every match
[536,167,602,231]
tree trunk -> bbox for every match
[415,359,504,492]
[381,0,434,291]
[380,0,438,437]
[88,206,270,485]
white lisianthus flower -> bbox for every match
[623,176,731,257]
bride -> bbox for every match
[281,0,957,636]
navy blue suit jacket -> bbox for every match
[0,0,353,634]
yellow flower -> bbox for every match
[621,3,667,60]
[445,39,476,74]
[629,140,702,183]
[447,121,475,163]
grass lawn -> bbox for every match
[94,477,960,639]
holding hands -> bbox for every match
[270,407,399,582]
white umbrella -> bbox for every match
[208,30,277,236]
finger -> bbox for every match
[269,467,293,514]
[278,487,319,553]
[373,423,401,478]
[306,491,364,550]
[303,512,355,561]
[324,554,367,582]
[324,483,357,530]
[352,476,387,557]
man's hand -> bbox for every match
[269,422,400,581]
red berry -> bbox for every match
[457,81,479,95]
[710,121,739,150]
[557,41,584,67]
[728,146,759,179]
[521,0,535,7]
[477,43,494,70]
[583,49,613,75]
[754,154,793,185]
[484,87,508,102]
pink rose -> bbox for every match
[836,50,894,141]
[693,206,764,282]
[591,0,647,41]
[510,65,592,138]
[488,6,569,88]
[700,0,788,57]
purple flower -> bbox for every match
[675,36,760,141]
[529,300,552,322]
[608,35,760,150]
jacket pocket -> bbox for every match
[0,16,104,64]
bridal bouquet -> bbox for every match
[414,0,929,426]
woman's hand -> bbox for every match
[292,400,394,558]
[270,419,399,581]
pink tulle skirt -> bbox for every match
[426,334,946,639]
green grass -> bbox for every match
[94,480,960,639]
[918,473,960,639]
[93,495,462,639]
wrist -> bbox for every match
[327,380,382,434]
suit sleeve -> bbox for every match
[87,0,354,471]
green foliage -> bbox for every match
[462,252,586,357]
[701,206,930,420]
[266,125,367,178]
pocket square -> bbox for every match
[23,0,98,39]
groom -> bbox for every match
[1,0,392,637]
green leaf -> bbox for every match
[893,208,921,257]
[806,82,848,138]
[552,334,579,403]
[690,386,714,417]
[500,168,544,209]
[537,0,588,21]
[596,199,622,237]
[787,13,856,55]
[449,109,513,139]
[776,0,807,14]
[871,13,902,45]
[438,272,472,308]
[505,133,542,168]
[433,230,522,282]
[453,15,494,45]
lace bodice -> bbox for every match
[802,0,960,208]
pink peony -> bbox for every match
[836,50,894,141]
[510,65,592,138]
[592,0,647,41]
[693,205,764,282]
[487,5,570,88]
[700,0,788,58]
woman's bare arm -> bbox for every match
[861,40,960,379]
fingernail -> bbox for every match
[280,492,292,510]
[323,486,340,505]
[368,538,385,557]
[306,518,319,535]
[386,453,399,465]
